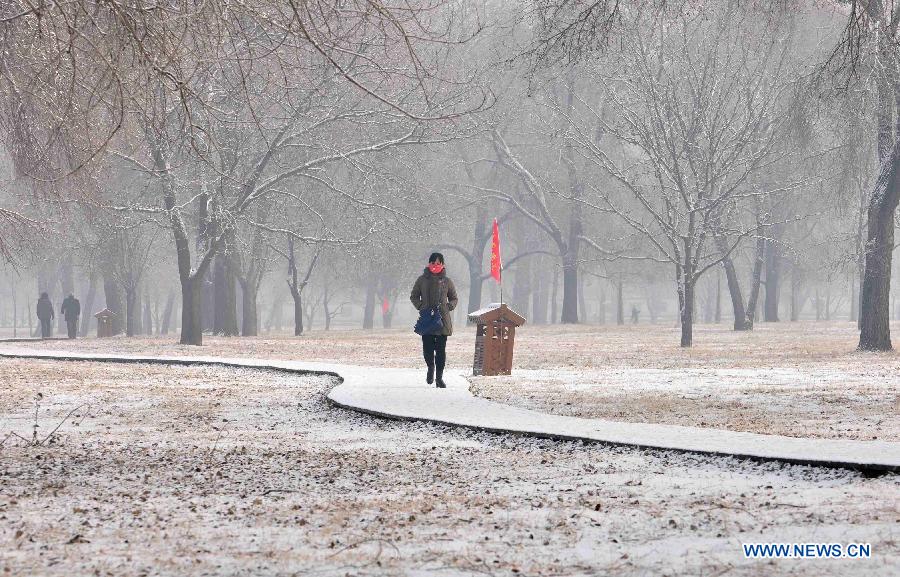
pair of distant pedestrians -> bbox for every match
[36,293,80,339]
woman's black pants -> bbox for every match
[422,334,447,374]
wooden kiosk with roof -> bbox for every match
[468,303,526,376]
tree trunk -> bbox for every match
[213,255,225,335]
[677,234,696,346]
[859,145,900,349]
[578,274,587,323]
[744,235,766,330]
[223,265,238,336]
[212,250,238,336]
[103,274,124,335]
[560,254,578,323]
[58,259,74,333]
[559,215,581,323]
[815,288,822,321]
[275,298,283,330]
[702,278,713,324]
[550,267,559,324]
[616,277,624,325]
[790,270,800,322]
[531,261,548,325]
[559,71,581,325]
[720,254,748,330]
[763,236,782,322]
[462,183,490,318]
[512,253,532,317]
[858,50,900,350]
[180,278,203,345]
[467,270,484,321]
[160,290,175,335]
[79,274,97,337]
[213,248,238,336]
[200,279,214,333]
[125,288,138,336]
[163,177,216,345]
[363,280,376,329]
[124,264,143,337]
[294,294,304,335]
[303,298,315,332]
[157,147,213,346]
[598,288,606,324]
[681,290,694,346]
[647,294,659,324]
[264,294,284,332]
[240,281,259,336]
[134,288,143,335]
[856,214,865,329]
[323,289,332,331]
[289,286,303,336]
[715,270,722,323]
[680,279,695,347]
[198,194,215,334]
[11,275,16,338]
[143,300,153,335]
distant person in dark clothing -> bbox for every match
[61,294,81,339]
[631,305,640,324]
[36,292,54,339]
[410,252,459,388]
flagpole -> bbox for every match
[492,217,503,305]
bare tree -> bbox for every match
[568,3,804,345]
[283,237,321,337]
[0,0,490,345]
[831,0,900,350]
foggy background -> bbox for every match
[0,1,891,346]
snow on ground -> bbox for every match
[469,323,900,442]
[7,321,900,440]
[470,365,899,441]
[1,359,897,576]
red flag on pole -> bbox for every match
[490,218,502,283]
[382,296,390,315]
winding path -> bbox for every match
[1,346,898,472]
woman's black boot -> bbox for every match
[426,365,434,384]
[435,371,446,388]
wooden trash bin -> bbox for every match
[94,309,117,338]
[468,303,526,376]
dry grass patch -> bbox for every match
[5,321,899,440]
[1,358,898,576]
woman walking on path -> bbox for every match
[410,252,458,388]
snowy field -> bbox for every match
[5,321,899,440]
[1,358,897,576]
[469,322,900,442]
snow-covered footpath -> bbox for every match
[7,323,896,442]
[1,356,897,576]
[2,348,898,471]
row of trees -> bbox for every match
[0,1,898,350]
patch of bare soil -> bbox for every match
[1,359,897,576]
